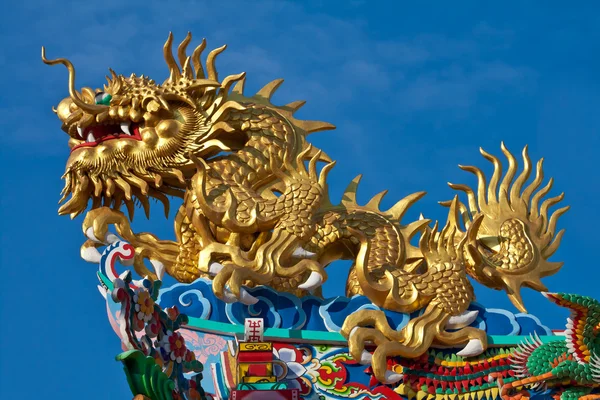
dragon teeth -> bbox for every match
[86,131,95,143]
[120,122,132,135]
[77,126,84,139]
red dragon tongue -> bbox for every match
[72,122,139,152]
[79,121,135,142]
[86,125,114,141]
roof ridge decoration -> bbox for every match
[43,32,597,399]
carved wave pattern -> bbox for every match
[157,278,552,335]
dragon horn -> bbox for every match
[41,47,107,115]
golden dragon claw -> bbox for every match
[81,207,179,280]
[342,306,488,384]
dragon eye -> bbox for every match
[95,92,112,106]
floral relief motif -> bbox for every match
[159,330,190,364]
[98,241,208,400]
[134,290,155,322]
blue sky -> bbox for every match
[2,1,599,398]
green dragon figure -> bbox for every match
[496,293,600,400]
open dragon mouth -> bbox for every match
[72,122,142,152]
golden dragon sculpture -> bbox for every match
[43,32,569,384]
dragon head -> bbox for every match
[43,33,248,219]
[445,143,569,313]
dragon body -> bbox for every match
[44,32,569,386]
[498,293,600,400]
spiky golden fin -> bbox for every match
[226,76,335,136]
